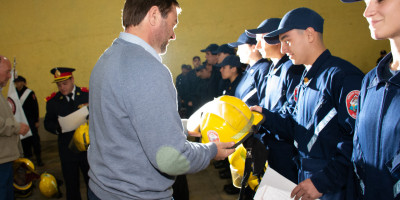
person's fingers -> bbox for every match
[187,131,201,137]
[221,142,235,149]
[249,106,261,112]
[291,185,301,198]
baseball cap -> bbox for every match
[246,18,281,38]
[265,7,324,44]
[14,76,26,83]
[216,44,235,55]
[218,55,241,68]
[228,32,257,48]
[200,44,219,54]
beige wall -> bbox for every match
[0,0,389,139]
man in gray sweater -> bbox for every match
[87,0,235,199]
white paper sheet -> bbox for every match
[58,106,88,133]
[254,167,296,200]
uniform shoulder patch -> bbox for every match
[293,86,300,102]
[346,90,360,119]
[80,87,89,92]
[45,92,57,102]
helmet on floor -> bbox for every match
[13,158,39,198]
[228,144,268,190]
[39,173,59,198]
[73,122,90,151]
[191,95,264,144]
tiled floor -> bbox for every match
[18,139,239,200]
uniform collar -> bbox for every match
[66,86,76,101]
[302,50,331,84]
[372,52,400,87]
[270,55,289,76]
[119,32,162,63]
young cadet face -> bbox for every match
[192,58,201,68]
[56,77,75,96]
[279,29,309,65]
[220,65,237,80]
[237,44,252,64]
[156,6,179,55]
[205,51,218,65]
[363,0,400,40]
[256,33,281,59]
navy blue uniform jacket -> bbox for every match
[353,52,400,199]
[261,50,364,199]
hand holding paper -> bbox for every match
[58,106,89,133]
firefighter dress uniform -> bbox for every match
[44,67,89,200]
[353,52,400,199]
[261,50,364,199]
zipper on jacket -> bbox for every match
[376,82,390,163]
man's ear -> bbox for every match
[147,6,161,26]
[305,27,316,43]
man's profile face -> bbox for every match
[56,77,75,96]
[279,29,308,65]
[157,6,179,55]
[0,59,11,88]
[236,44,252,64]
[205,51,218,65]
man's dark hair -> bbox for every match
[123,0,180,28]
[192,56,200,61]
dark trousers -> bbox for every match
[21,131,42,161]
[0,162,14,200]
[61,156,90,200]
[172,175,189,200]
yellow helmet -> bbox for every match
[196,95,264,144]
[73,122,90,151]
[228,144,268,190]
[39,173,59,198]
[13,158,39,198]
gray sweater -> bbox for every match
[88,32,217,200]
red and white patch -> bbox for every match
[207,130,220,142]
[346,90,360,119]
[7,97,16,115]
[293,86,300,102]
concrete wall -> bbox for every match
[0,0,389,140]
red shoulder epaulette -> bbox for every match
[81,87,89,92]
[45,92,57,102]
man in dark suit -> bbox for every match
[44,67,89,200]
